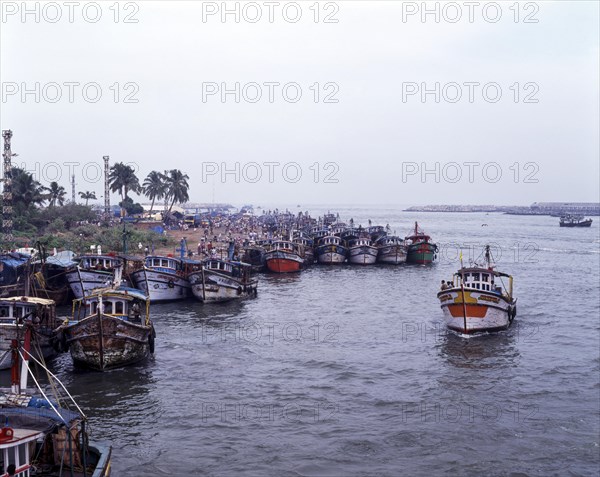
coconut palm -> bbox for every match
[142,171,168,215]
[78,190,97,206]
[45,181,67,207]
[108,162,141,202]
[164,169,190,215]
[10,168,47,213]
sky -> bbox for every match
[1,0,599,208]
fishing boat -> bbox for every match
[31,249,76,305]
[0,296,60,370]
[367,225,387,242]
[559,215,593,227]
[376,236,407,264]
[1,332,111,476]
[315,235,347,264]
[405,222,437,264]
[293,233,314,265]
[60,278,155,370]
[65,252,124,299]
[264,241,304,273]
[129,255,200,302]
[346,234,378,265]
[242,244,267,272]
[0,252,31,298]
[437,246,517,334]
[189,259,258,303]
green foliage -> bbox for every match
[119,197,144,216]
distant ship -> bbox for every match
[559,215,593,227]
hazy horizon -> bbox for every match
[2,1,599,207]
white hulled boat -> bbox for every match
[189,260,258,303]
[437,246,517,334]
[376,236,407,264]
[316,235,347,264]
[65,252,124,299]
[130,255,200,302]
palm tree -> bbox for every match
[164,169,190,215]
[78,190,97,206]
[142,171,167,215]
[45,181,67,207]
[11,168,47,212]
[109,163,141,216]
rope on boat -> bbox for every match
[17,348,87,419]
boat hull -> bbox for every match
[348,246,378,265]
[66,269,114,299]
[189,271,258,303]
[406,242,437,264]
[437,289,516,334]
[316,245,347,264]
[265,251,303,273]
[560,220,592,227]
[377,245,407,264]
[131,268,190,302]
[63,313,153,370]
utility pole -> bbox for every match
[103,156,110,221]
[2,130,14,244]
[71,174,76,203]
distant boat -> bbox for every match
[437,246,517,334]
[405,222,437,264]
[347,234,378,265]
[375,236,407,264]
[559,215,593,227]
[189,259,258,303]
[316,235,347,264]
[264,240,304,273]
[61,283,155,370]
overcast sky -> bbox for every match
[1,1,598,207]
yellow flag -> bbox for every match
[459,251,463,261]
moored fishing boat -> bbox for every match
[0,296,60,370]
[437,246,517,334]
[242,244,267,272]
[189,259,258,303]
[376,236,407,264]
[65,252,124,299]
[130,255,200,302]
[315,235,347,264]
[1,333,112,476]
[61,282,155,370]
[346,235,378,265]
[264,241,304,273]
[405,222,437,264]
[367,225,387,242]
[293,233,314,265]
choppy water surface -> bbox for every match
[27,211,600,475]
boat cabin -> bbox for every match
[451,268,511,297]
[271,241,296,252]
[204,260,253,281]
[318,236,342,246]
[0,427,44,477]
[145,256,181,273]
[0,297,55,324]
[72,288,149,324]
[348,237,373,248]
[77,255,122,271]
[377,236,402,246]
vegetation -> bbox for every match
[2,164,187,252]
[78,190,97,206]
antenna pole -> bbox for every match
[2,130,14,244]
[103,156,110,221]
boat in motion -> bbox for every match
[437,246,517,334]
[559,215,593,227]
[189,259,258,303]
[60,283,155,371]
